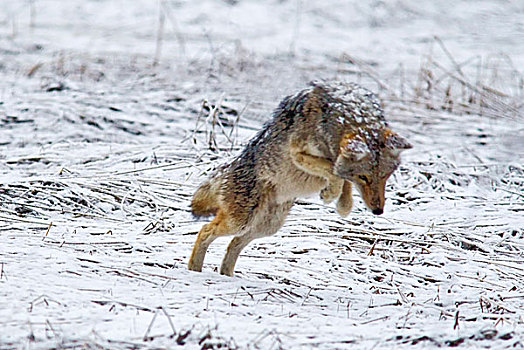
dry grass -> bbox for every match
[0,26,522,350]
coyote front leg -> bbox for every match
[336,181,353,217]
[290,142,343,203]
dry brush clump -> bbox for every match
[338,37,523,121]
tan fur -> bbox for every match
[188,81,411,276]
[191,182,218,217]
[336,181,353,217]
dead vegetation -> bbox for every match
[1,2,523,348]
[1,45,523,348]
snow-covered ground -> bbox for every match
[1,0,523,349]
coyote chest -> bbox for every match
[271,143,330,203]
[272,169,327,204]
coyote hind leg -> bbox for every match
[220,235,254,277]
[188,210,240,272]
[219,200,294,277]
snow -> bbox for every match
[1,0,523,349]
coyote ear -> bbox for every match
[383,129,412,157]
[340,133,370,161]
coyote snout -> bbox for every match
[188,81,411,276]
[358,180,386,215]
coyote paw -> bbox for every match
[336,181,353,217]
[320,178,343,204]
[336,197,352,217]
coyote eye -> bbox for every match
[357,175,370,184]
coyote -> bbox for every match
[188,81,411,276]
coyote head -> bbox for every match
[334,129,412,215]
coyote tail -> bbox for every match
[191,181,219,217]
